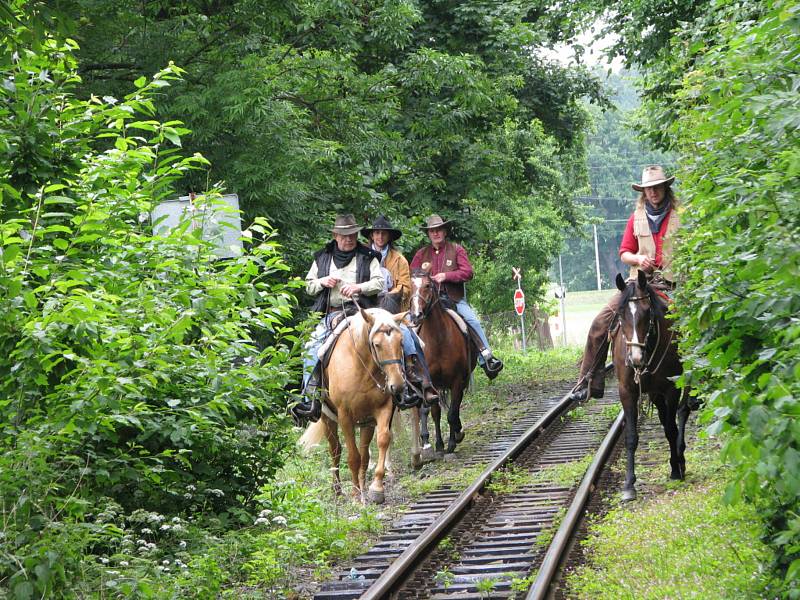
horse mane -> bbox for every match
[617,279,667,319]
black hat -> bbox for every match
[362,215,402,242]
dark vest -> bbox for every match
[311,241,380,313]
[417,242,466,302]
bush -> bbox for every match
[0,11,301,597]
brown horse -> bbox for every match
[299,305,407,503]
[408,270,477,457]
[612,271,691,501]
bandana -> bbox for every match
[332,246,357,269]
[645,200,671,234]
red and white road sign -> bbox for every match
[513,289,525,315]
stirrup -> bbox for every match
[291,397,321,424]
[482,356,503,380]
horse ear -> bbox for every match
[392,311,409,323]
[637,269,648,290]
[615,273,626,291]
[359,306,375,328]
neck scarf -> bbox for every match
[332,245,357,269]
[645,199,671,234]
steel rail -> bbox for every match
[525,408,625,600]
[360,389,580,600]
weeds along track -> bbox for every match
[314,384,621,600]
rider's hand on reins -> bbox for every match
[320,275,340,288]
[340,283,362,298]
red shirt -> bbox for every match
[619,208,673,268]
[410,242,474,282]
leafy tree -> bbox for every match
[41,0,608,311]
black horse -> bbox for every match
[612,271,691,501]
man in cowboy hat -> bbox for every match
[292,214,384,422]
[364,215,439,405]
[410,214,504,379]
[570,165,681,401]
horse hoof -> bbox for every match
[368,488,385,504]
[412,454,423,470]
[454,431,465,444]
[443,452,457,462]
[421,446,436,461]
[621,488,637,502]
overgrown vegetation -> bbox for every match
[565,438,777,599]
[593,0,800,593]
[0,11,300,598]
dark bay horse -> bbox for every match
[409,270,477,457]
[299,305,407,504]
[612,271,691,501]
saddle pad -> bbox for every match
[445,308,469,335]
[317,316,351,367]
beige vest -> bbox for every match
[628,205,680,282]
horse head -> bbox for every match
[409,269,438,326]
[615,271,666,369]
[358,305,408,399]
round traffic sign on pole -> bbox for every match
[513,289,525,316]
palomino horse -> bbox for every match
[408,270,477,457]
[612,271,691,501]
[300,305,408,503]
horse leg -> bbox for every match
[340,416,363,503]
[620,388,639,501]
[368,405,394,504]
[420,404,431,448]
[323,419,343,497]
[676,393,690,479]
[431,399,445,458]
[446,383,466,454]
[409,406,422,470]
[359,423,375,494]
[655,389,683,480]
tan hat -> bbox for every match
[331,213,363,235]
[632,165,675,191]
[419,214,452,231]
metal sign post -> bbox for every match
[512,267,526,352]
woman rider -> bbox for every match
[363,215,438,405]
[570,165,680,401]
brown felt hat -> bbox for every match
[330,213,363,236]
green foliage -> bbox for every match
[0,9,301,597]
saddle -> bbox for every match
[317,313,351,369]
[444,308,469,336]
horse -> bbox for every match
[299,304,408,504]
[408,269,477,458]
[612,271,691,501]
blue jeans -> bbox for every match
[455,299,491,365]
[302,313,337,388]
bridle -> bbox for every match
[616,290,664,385]
[409,275,441,328]
[342,303,405,394]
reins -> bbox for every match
[616,287,673,385]
[341,297,403,394]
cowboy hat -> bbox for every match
[331,213,363,235]
[362,215,402,242]
[632,165,675,191]
[419,214,452,231]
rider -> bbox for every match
[292,214,384,423]
[364,215,439,405]
[410,214,504,380]
[570,165,681,401]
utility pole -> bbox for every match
[593,224,601,290]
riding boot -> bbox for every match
[405,355,440,407]
[291,366,322,423]
[466,328,503,379]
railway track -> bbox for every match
[313,378,624,600]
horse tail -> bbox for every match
[298,420,326,451]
